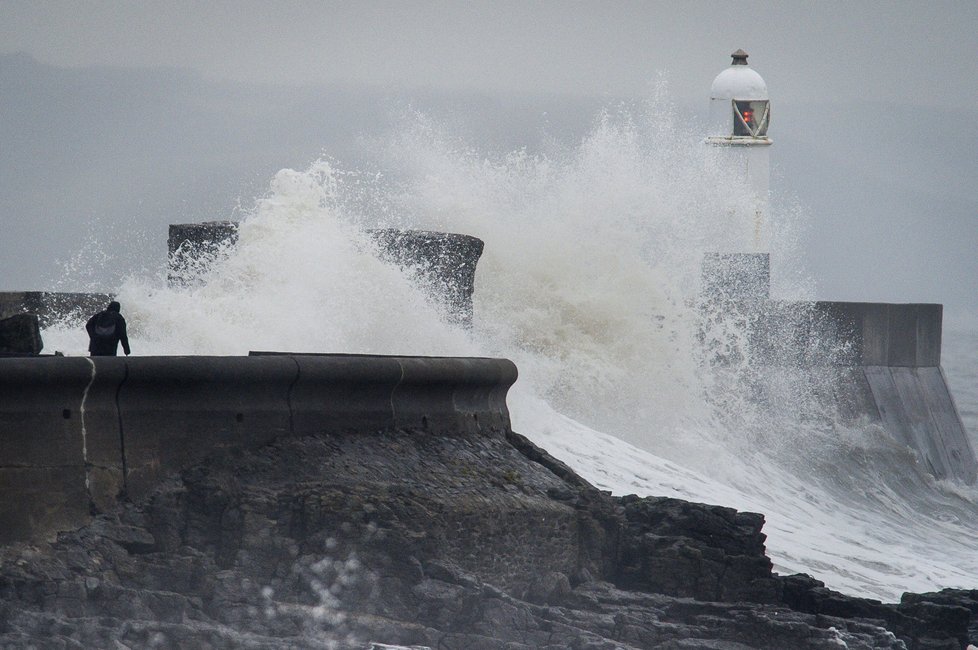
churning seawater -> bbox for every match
[41,105,978,602]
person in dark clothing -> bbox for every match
[86,301,131,356]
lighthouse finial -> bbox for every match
[731,49,749,65]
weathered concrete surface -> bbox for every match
[369,229,485,327]
[0,427,974,649]
[0,354,518,544]
[167,221,241,285]
[0,314,43,355]
[812,302,943,367]
[809,302,976,483]
[0,357,127,542]
[863,365,978,482]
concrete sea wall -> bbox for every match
[0,354,517,544]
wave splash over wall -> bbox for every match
[44,100,978,601]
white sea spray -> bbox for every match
[42,98,978,602]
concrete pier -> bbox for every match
[701,251,975,483]
[807,302,974,482]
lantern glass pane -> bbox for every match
[733,100,769,137]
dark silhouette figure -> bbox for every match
[86,301,131,357]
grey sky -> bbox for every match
[2,1,976,107]
[1,1,976,325]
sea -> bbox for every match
[40,106,978,604]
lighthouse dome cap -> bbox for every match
[711,49,768,101]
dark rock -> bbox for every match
[0,427,974,649]
[85,519,157,555]
[903,589,978,645]
[616,495,779,604]
[780,573,974,649]
[524,571,571,605]
[0,313,43,355]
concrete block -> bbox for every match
[918,367,977,483]
[829,366,881,424]
[858,302,890,366]
[808,302,943,368]
[287,354,401,435]
[0,313,43,355]
[889,366,946,476]
[167,221,240,285]
[862,366,978,483]
[886,306,917,367]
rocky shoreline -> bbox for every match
[1,427,976,649]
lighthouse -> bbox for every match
[701,49,772,301]
[707,49,772,252]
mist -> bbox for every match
[2,50,975,326]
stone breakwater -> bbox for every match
[2,425,977,647]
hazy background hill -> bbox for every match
[1,53,976,326]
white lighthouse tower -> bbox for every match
[707,49,772,251]
[701,49,772,301]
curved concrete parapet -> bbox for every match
[0,354,518,544]
[390,355,517,435]
[256,352,518,438]
[285,353,404,435]
[167,221,240,286]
